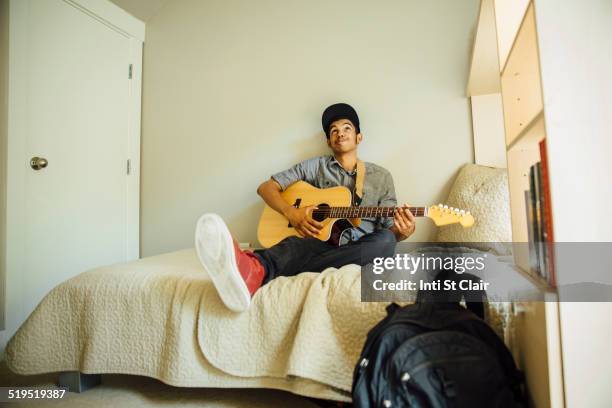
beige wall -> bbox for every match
[141,0,479,257]
[0,0,9,330]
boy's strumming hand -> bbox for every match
[284,205,323,238]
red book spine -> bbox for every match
[539,138,556,286]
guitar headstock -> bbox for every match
[427,204,475,228]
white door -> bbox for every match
[16,0,141,317]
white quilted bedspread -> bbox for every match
[5,248,390,401]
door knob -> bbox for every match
[30,156,48,170]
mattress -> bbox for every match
[5,248,389,401]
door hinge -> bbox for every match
[127,159,131,175]
[128,64,133,79]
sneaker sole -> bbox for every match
[195,213,250,312]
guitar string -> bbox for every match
[311,210,426,213]
[311,208,424,210]
[310,207,459,212]
[309,206,468,218]
[311,207,428,217]
[311,207,425,211]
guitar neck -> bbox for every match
[315,206,427,219]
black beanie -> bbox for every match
[322,103,360,138]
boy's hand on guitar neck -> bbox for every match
[283,205,323,238]
[391,203,416,241]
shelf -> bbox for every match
[513,299,556,408]
[504,261,558,407]
[510,262,557,295]
[466,0,502,96]
[505,109,544,151]
[494,0,530,71]
[500,3,543,146]
[491,2,569,407]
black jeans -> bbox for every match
[254,228,397,284]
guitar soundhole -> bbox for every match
[312,203,330,222]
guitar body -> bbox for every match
[257,181,360,248]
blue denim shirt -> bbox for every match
[271,155,397,245]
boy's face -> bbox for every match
[326,118,362,154]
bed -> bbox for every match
[6,248,387,401]
[6,164,518,402]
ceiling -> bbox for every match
[108,0,167,22]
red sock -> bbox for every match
[232,240,265,296]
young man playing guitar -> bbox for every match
[196,103,416,312]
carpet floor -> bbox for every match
[0,361,323,407]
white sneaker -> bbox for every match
[195,213,251,312]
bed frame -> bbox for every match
[58,371,101,393]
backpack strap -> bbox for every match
[458,272,487,319]
[416,270,488,319]
[465,300,486,320]
[386,302,400,315]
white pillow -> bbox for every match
[436,164,512,255]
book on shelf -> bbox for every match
[528,164,543,279]
[524,189,539,276]
[524,141,556,287]
[535,162,548,282]
[539,139,556,286]
[525,158,555,286]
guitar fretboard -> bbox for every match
[312,206,427,219]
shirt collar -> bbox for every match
[330,155,358,176]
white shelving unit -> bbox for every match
[468,1,612,407]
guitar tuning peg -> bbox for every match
[443,205,448,209]
[438,203,443,208]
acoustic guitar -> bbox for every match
[257,181,474,248]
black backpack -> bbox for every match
[351,278,524,408]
